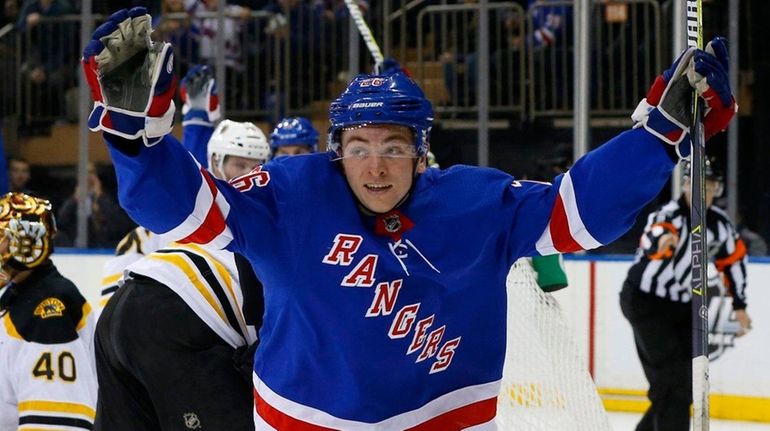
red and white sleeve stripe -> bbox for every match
[162,162,234,249]
[536,171,603,255]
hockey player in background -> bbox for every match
[83,8,737,429]
[621,157,751,431]
[269,116,319,158]
[94,65,270,430]
[0,193,97,430]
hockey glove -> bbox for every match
[631,37,736,159]
[689,37,737,140]
[82,7,177,146]
[180,64,221,127]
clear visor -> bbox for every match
[331,141,418,162]
[330,124,418,162]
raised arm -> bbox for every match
[501,127,674,260]
[179,64,221,166]
[506,38,736,259]
[83,8,282,254]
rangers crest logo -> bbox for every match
[183,412,201,429]
[383,213,402,233]
[34,298,65,319]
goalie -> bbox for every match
[0,193,97,429]
[83,8,737,429]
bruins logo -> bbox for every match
[34,298,66,319]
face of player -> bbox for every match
[219,155,262,182]
[273,144,313,158]
[340,124,426,214]
[8,160,30,191]
[683,178,722,209]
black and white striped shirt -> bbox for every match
[624,197,748,309]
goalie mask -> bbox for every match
[207,120,271,180]
[0,193,57,276]
[327,70,433,158]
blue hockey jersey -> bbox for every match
[106,127,674,430]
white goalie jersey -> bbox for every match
[0,266,98,430]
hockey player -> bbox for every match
[83,9,737,429]
[0,193,97,430]
[98,63,258,306]
[269,116,319,158]
[620,157,751,431]
[96,63,269,430]
[95,120,271,429]
[98,118,271,305]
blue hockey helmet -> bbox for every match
[327,71,433,157]
[269,117,319,152]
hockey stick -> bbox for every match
[343,0,385,73]
[686,1,709,430]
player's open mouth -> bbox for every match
[365,184,392,193]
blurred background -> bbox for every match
[0,0,767,256]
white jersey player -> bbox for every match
[95,78,272,428]
[0,193,98,430]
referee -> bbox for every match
[620,158,752,431]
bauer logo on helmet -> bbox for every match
[350,102,385,109]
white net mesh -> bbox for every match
[496,259,612,431]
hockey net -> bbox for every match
[496,259,612,431]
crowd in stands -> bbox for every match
[0,0,768,252]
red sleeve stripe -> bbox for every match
[253,373,499,430]
[536,172,602,255]
[164,163,233,248]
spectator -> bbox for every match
[7,156,33,194]
[152,0,198,68]
[188,0,250,70]
[526,0,570,50]
[56,163,134,248]
[1,0,19,26]
[440,0,570,109]
[186,0,251,110]
[16,0,76,122]
[262,0,321,114]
